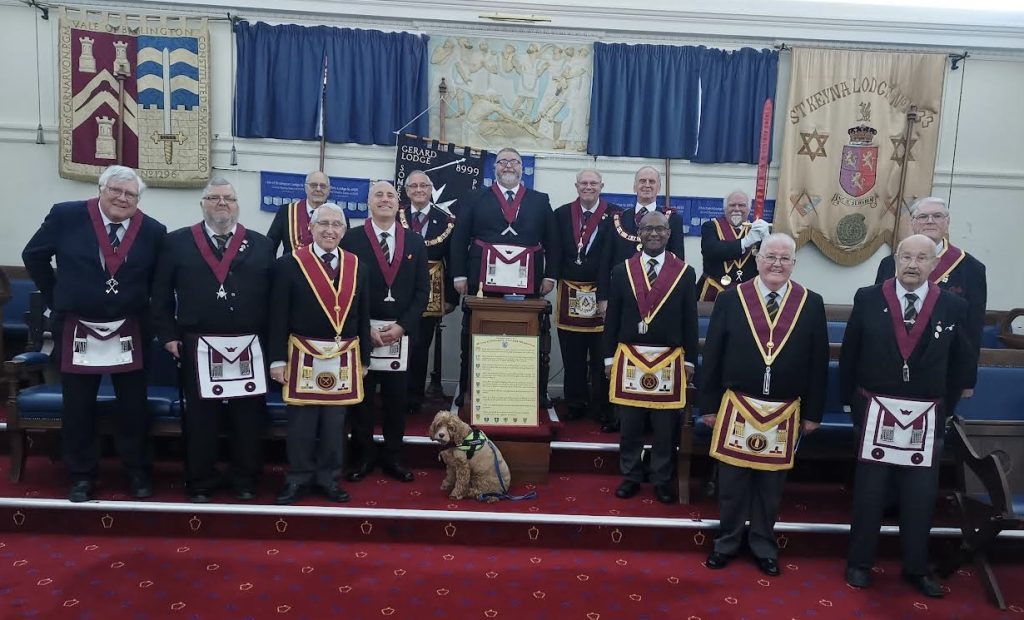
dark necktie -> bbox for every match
[213,232,232,253]
[416,211,427,236]
[108,222,122,249]
[379,231,391,264]
[580,210,592,235]
[646,258,658,285]
[320,253,337,279]
[766,291,779,321]
[505,189,515,205]
[635,208,645,227]
[903,292,918,331]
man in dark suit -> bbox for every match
[267,170,332,256]
[342,181,429,483]
[268,203,372,504]
[22,165,167,502]
[399,170,457,415]
[151,178,275,502]
[874,197,986,395]
[598,166,685,313]
[700,232,829,577]
[603,211,698,505]
[554,169,614,423]
[450,147,560,405]
[697,190,769,302]
[843,234,975,598]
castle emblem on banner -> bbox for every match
[839,118,878,198]
[58,9,211,187]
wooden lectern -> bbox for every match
[463,296,553,483]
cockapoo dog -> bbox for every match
[428,411,511,503]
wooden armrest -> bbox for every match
[950,416,1015,515]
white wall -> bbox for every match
[2,0,1023,392]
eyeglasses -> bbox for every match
[911,213,948,222]
[406,183,431,189]
[313,221,345,229]
[577,180,602,187]
[306,182,330,190]
[104,187,139,201]
[759,254,795,265]
[203,195,238,204]
[897,253,932,264]
[639,225,669,234]
[496,159,522,167]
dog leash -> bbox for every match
[478,439,537,502]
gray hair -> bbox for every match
[310,203,346,225]
[98,165,146,195]
[908,196,948,217]
[761,232,796,256]
[634,165,661,184]
[202,176,234,195]
[724,190,750,206]
[575,168,603,183]
[406,170,432,186]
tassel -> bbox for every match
[240,360,252,376]
[120,337,133,352]
[74,338,87,353]
[211,363,223,379]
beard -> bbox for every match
[498,171,520,188]
[729,214,743,226]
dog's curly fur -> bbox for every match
[429,411,511,503]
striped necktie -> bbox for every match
[903,292,918,332]
[108,223,122,249]
[766,291,779,321]
[646,258,658,285]
[379,231,391,264]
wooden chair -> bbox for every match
[940,417,1024,609]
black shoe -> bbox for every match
[68,481,94,503]
[129,474,153,499]
[845,566,871,589]
[454,393,465,407]
[756,557,781,577]
[566,406,587,421]
[319,483,350,503]
[188,490,212,504]
[381,462,414,483]
[654,483,677,504]
[346,461,375,482]
[705,551,734,570]
[233,488,256,501]
[275,482,309,505]
[615,480,640,499]
[902,572,944,598]
[600,420,620,433]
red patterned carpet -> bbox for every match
[2,532,1020,619]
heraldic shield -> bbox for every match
[193,334,267,400]
[284,335,364,406]
[709,390,801,471]
[839,125,878,198]
[858,391,938,467]
[608,344,685,409]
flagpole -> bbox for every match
[890,106,921,252]
[438,78,448,142]
[429,77,449,397]
[318,57,328,171]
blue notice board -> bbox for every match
[260,171,370,220]
[602,193,776,237]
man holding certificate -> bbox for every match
[450,147,560,406]
[842,234,974,597]
[603,211,698,505]
[700,233,828,577]
[342,181,429,483]
[268,203,372,505]
[151,177,275,503]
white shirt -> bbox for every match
[204,223,238,247]
[640,251,664,276]
[498,184,521,200]
[579,202,600,251]
[634,202,658,220]
[895,279,928,315]
[371,220,397,262]
[271,242,339,369]
[98,210,130,268]
[410,204,432,234]
[755,277,789,305]
[934,239,945,257]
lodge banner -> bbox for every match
[58,9,211,188]
[775,48,945,265]
[394,135,488,217]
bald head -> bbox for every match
[895,234,938,290]
[368,180,400,225]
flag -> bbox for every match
[775,48,946,265]
[58,9,211,188]
[394,135,488,217]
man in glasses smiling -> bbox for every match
[874,197,985,397]
[23,165,167,502]
[268,170,335,256]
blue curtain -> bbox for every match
[234,21,428,145]
[323,28,428,145]
[693,47,779,164]
[234,22,329,140]
[587,43,701,159]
